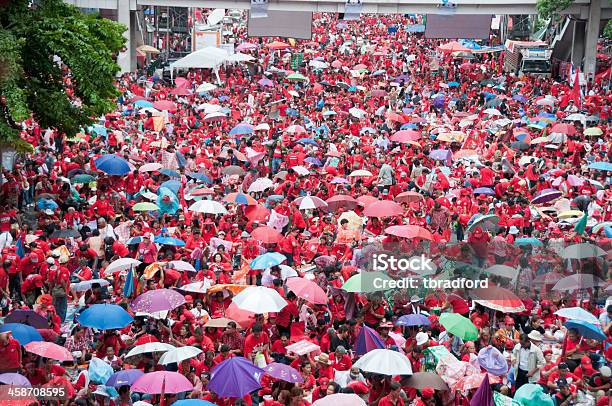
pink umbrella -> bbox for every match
[131,371,194,394]
[225,302,256,329]
[152,100,177,112]
[363,200,404,218]
[385,225,433,240]
[331,60,343,69]
[236,42,258,52]
[131,288,185,313]
[285,277,328,304]
[169,87,191,96]
[394,191,424,203]
[552,175,584,187]
[24,342,73,362]
[174,77,190,89]
[357,195,379,207]
[326,195,358,211]
[390,130,421,143]
[251,225,282,243]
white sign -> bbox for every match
[251,0,269,18]
[344,0,362,21]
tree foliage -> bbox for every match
[0,0,126,152]
[537,0,612,40]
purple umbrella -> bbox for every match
[396,314,431,327]
[531,188,563,204]
[263,362,304,383]
[131,371,193,394]
[477,346,508,376]
[355,325,385,355]
[330,177,349,184]
[469,374,493,406]
[429,149,451,161]
[0,373,31,386]
[4,309,49,329]
[258,78,274,87]
[209,357,263,398]
[473,187,495,196]
[106,369,145,387]
[131,288,186,313]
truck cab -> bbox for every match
[519,48,553,77]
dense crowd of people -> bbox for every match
[0,10,611,406]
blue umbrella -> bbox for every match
[157,186,180,215]
[355,325,385,355]
[91,124,108,137]
[159,168,180,178]
[229,123,254,136]
[285,108,299,117]
[322,111,336,116]
[447,81,460,87]
[36,198,58,211]
[360,127,377,134]
[77,304,133,330]
[126,236,143,245]
[565,320,606,341]
[515,238,543,247]
[266,195,285,204]
[371,69,386,76]
[347,86,357,92]
[473,187,495,196]
[513,94,527,103]
[250,252,287,270]
[0,323,42,345]
[106,369,145,387]
[187,172,212,184]
[95,154,131,176]
[133,100,153,109]
[588,161,612,171]
[400,123,418,129]
[297,138,318,146]
[155,236,186,247]
[160,180,181,195]
[172,401,217,406]
[396,314,431,327]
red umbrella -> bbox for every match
[471,285,525,313]
[285,277,328,304]
[326,195,358,211]
[251,225,282,243]
[266,41,290,50]
[225,302,256,329]
[390,130,421,143]
[170,87,192,96]
[394,191,424,204]
[135,334,159,345]
[363,201,404,218]
[386,111,406,123]
[152,100,177,112]
[357,195,379,207]
[438,41,471,53]
[245,205,270,222]
[24,341,73,362]
[550,123,577,135]
[385,225,433,240]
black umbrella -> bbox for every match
[401,372,449,390]
[50,229,81,239]
[510,141,530,151]
[4,309,49,329]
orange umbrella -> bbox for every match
[266,41,290,50]
[438,41,471,53]
[394,191,423,204]
[385,225,433,240]
[207,284,249,295]
[363,201,404,218]
[251,225,282,243]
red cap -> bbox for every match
[543,349,553,356]
[581,355,591,365]
[504,316,514,325]
[184,295,193,303]
[421,387,435,399]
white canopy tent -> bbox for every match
[169,47,229,84]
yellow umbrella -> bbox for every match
[137,45,160,54]
[584,127,603,136]
[338,210,363,232]
[558,210,584,219]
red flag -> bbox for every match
[571,68,582,109]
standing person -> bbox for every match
[136,234,158,274]
[0,331,21,372]
[511,332,545,390]
[48,262,70,322]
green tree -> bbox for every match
[537,0,612,38]
[0,0,126,152]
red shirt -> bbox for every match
[277,301,298,328]
[0,210,15,232]
[0,338,21,371]
[379,395,405,406]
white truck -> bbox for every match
[504,40,553,78]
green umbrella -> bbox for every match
[132,202,160,212]
[439,313,478,340]
[513,384,554,406]
[286,73,308,82]
[71,174,96,184]
[341,272,395,293]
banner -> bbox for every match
[344,0,362,21]
[250,0,269,19]
[290,52,303,70]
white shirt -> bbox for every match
[519,347,530,370]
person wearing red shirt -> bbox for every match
[243,323,270,362]
[378,381,404,406]
[329,346,352,371]
[0,331,22,372]
[277,292,299,337]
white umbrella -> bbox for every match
[348,169,373,177]
[553,274,607,291]
[560,243,606,259]
[227,53,255,63]
[141,191,158,201]
[204,112,227,122]
[168,260,196,273]
[135,310,168,319]
[554,307,600,325]
[309,60,329,69]
[139,163,163,173]
[197,82,218,93]
[483,108,502,116]
[296,196,328,210]
[158,346,202,365]
[264,265,298,281]
[105,257,141,275]
[483,265,518,280]
[353,349,413,375]
[348,107,367,119]
[126,342,175,358]
[248,177,274,193]
[290,166,310,176]
[565,113,587,122]
[232,286,288,313]
[178,280,212,294]
[188,200,228,214]
[255,123,270,131]
[196,103,223,113]
[536,98,555,106]
[71,279,110,292]
[285,125,307,134]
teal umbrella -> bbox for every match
[71,174,96,184]
[514,383,554,406]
